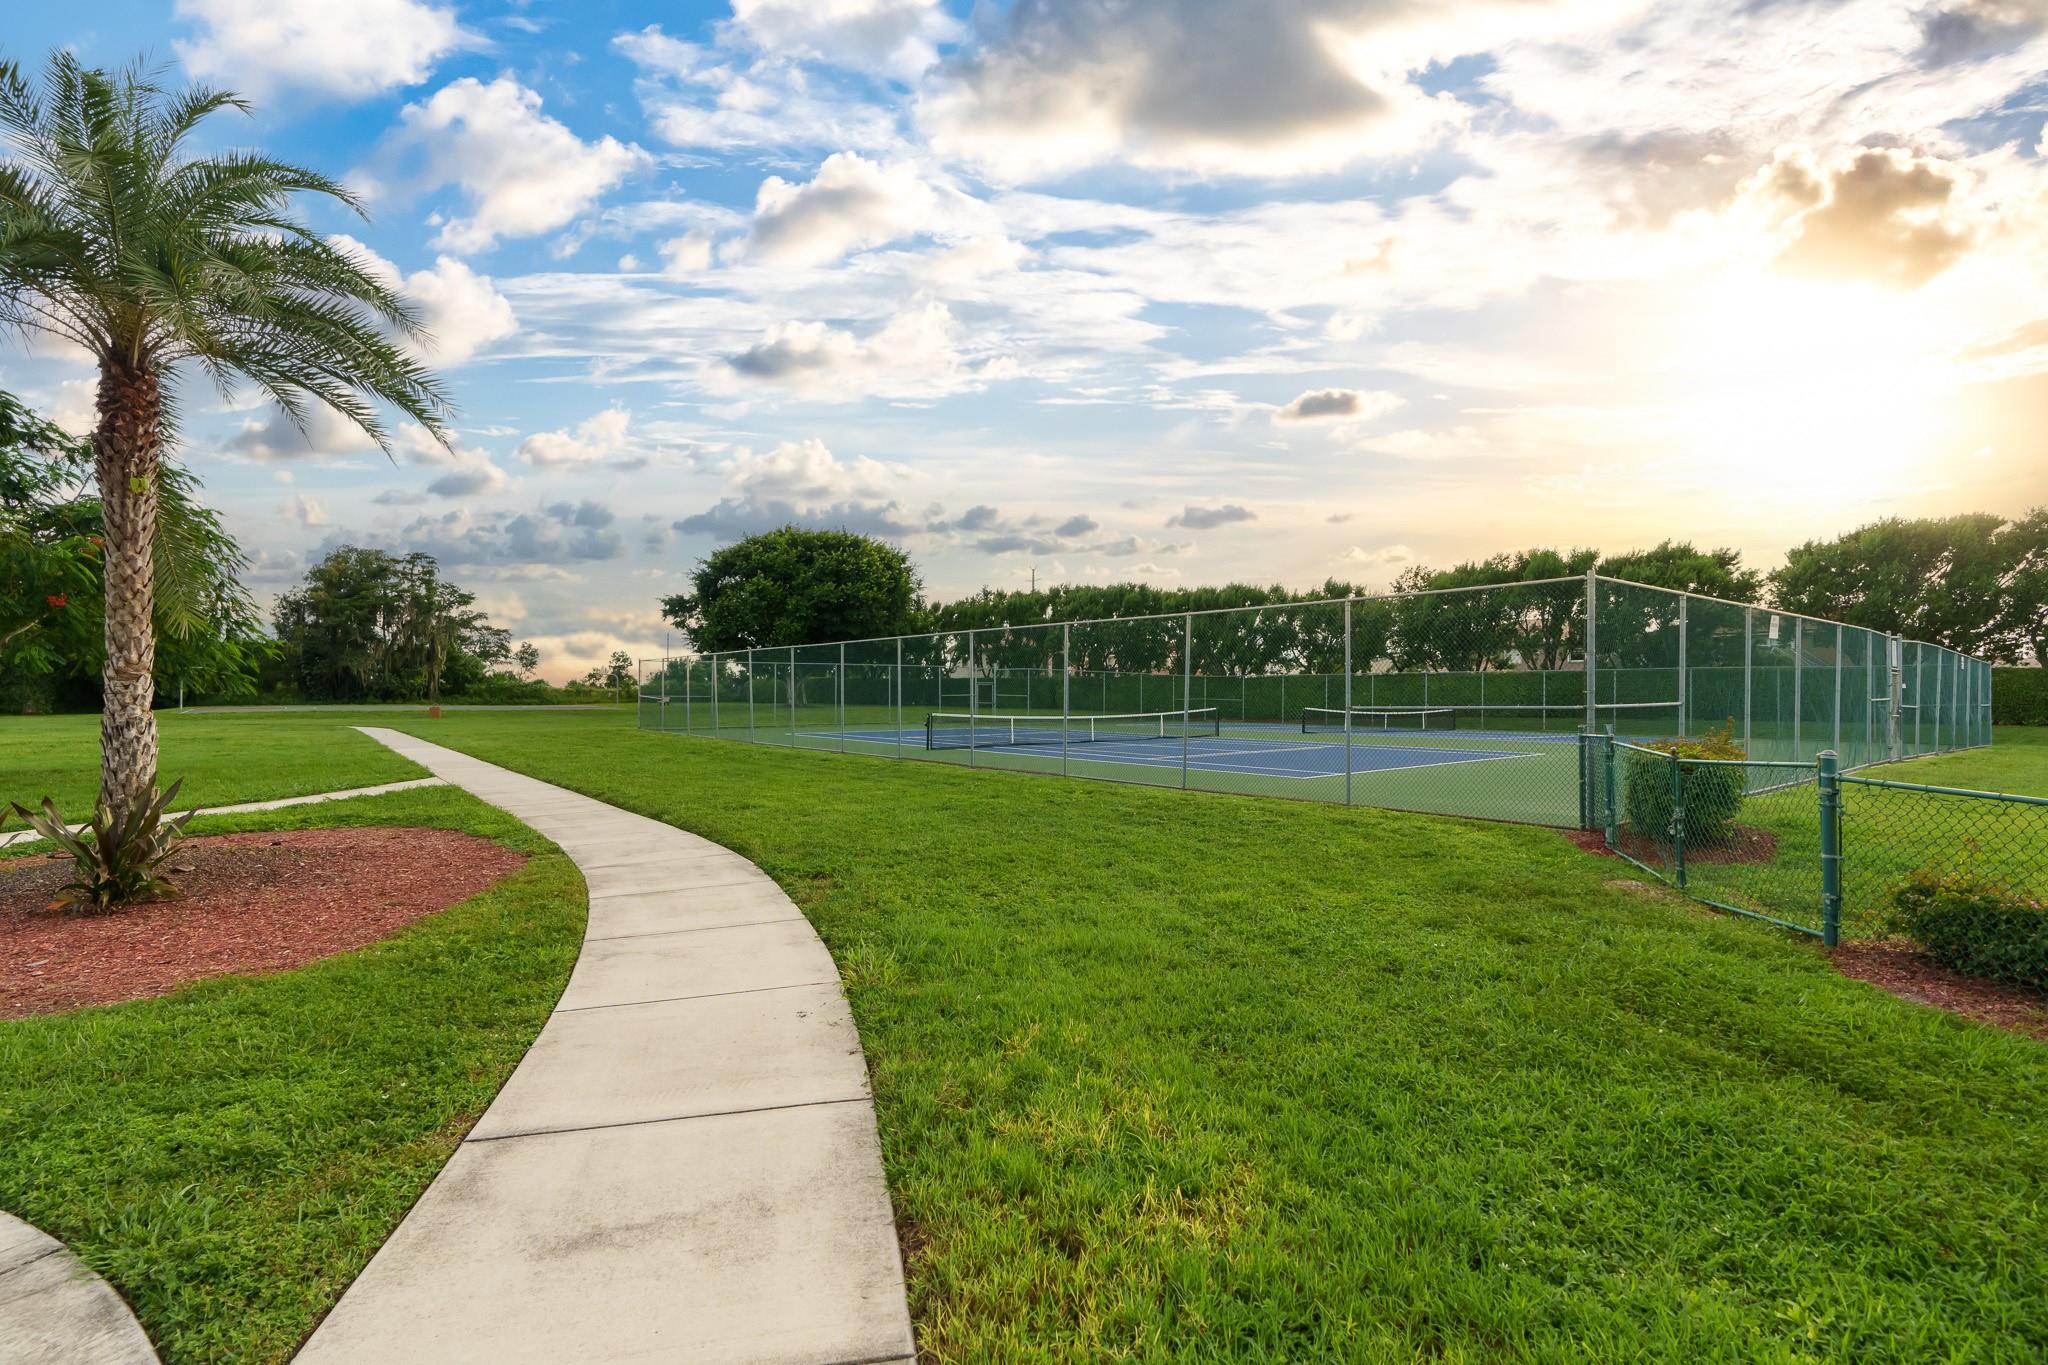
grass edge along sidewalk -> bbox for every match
[378,709,2046,1364]
[0,784,583,1365]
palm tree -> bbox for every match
[0,53,449,828]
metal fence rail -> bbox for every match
[640,572,1995,833]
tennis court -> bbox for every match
[736,705,1592,824]
[641,574,1995,830]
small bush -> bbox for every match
[1888,865,2048,992]
[1620,723,1748,849]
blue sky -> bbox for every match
[7,0,2048,680]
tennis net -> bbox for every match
[925,708,1221,750]
[1302,701,1681,736]
[1301,706,1456,733]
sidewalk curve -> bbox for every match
[293,728,915,1365]
[0,1213,158,1364]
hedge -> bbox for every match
[1993,667,2046,726]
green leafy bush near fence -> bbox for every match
[1993,667,2047,726]
[1622,726,1749,846]
[1888,866,2048,991]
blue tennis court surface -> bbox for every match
[809,720,1558,780]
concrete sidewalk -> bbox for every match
[294,729,915,1365]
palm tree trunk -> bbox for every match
[94,358,162,826]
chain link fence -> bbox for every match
[1597,739,2044,946]
[641,573,1994,835]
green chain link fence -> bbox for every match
[1599,737,2047,948]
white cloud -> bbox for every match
[660,232,717,276]
[283,494,329,527]
[517,409,637,469]
[174,0,473,98]
[331,235,518,364]
[677,439,915,539]
[614,25,905,154]
[384,77,650,254]
[726,0,961,76]
[228,404,380,462]
[748,153,937,267]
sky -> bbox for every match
[6,0,2048,683]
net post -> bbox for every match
[1343,598,1354,806]
[895,637,903,759]
[1818,749,1842,947]
[1061,622,1071,778]
[837,642,847,753]
[968,629,978,768]
[1181,613,1192,790]
[1583,570,1598,733]
[1676,595,1688,739]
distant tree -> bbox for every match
[1769,514,2020,658]
[602,650,635,700]
[513,640,541,678]
[274,548,504,700]
[1995,509,2047,665]
[662,526,921,652]
[1598,541,1762,602]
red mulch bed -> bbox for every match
[1561,824,1779,866]
[1832,940,2048,1040]
[0,827,525,1019]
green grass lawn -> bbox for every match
[371,709,2045,1363]
[0,785,583,1364]
[0,712,425,814]
[1874,724,2048,796]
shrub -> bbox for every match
[1620,723,1749,849]
[1888,865,2048,992]
[10,779,194,913]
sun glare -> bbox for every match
[1671,274,1950,497]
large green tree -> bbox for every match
[0,54,448,825]
[1769,513,2038,660]
[662,526,922,651]
[2,390,266,707]
[274,547,508,702]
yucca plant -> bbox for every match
[11,778,194,913]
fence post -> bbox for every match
[1602,728,1618,848]
[1818,750,1842,947]
[1677,595,1688,738]
[1181,613,1192,790]
[895,637,903,759]
[1584,569,1598,733]
[1062,622,1071,777]
[1832,624,1843,758]
[968,630,978,768]
[789,645,798,747]
[838,643,847,753]
[1669,750,1687,889]
[1742,606,1753,755]
[1343,598,1354,806]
